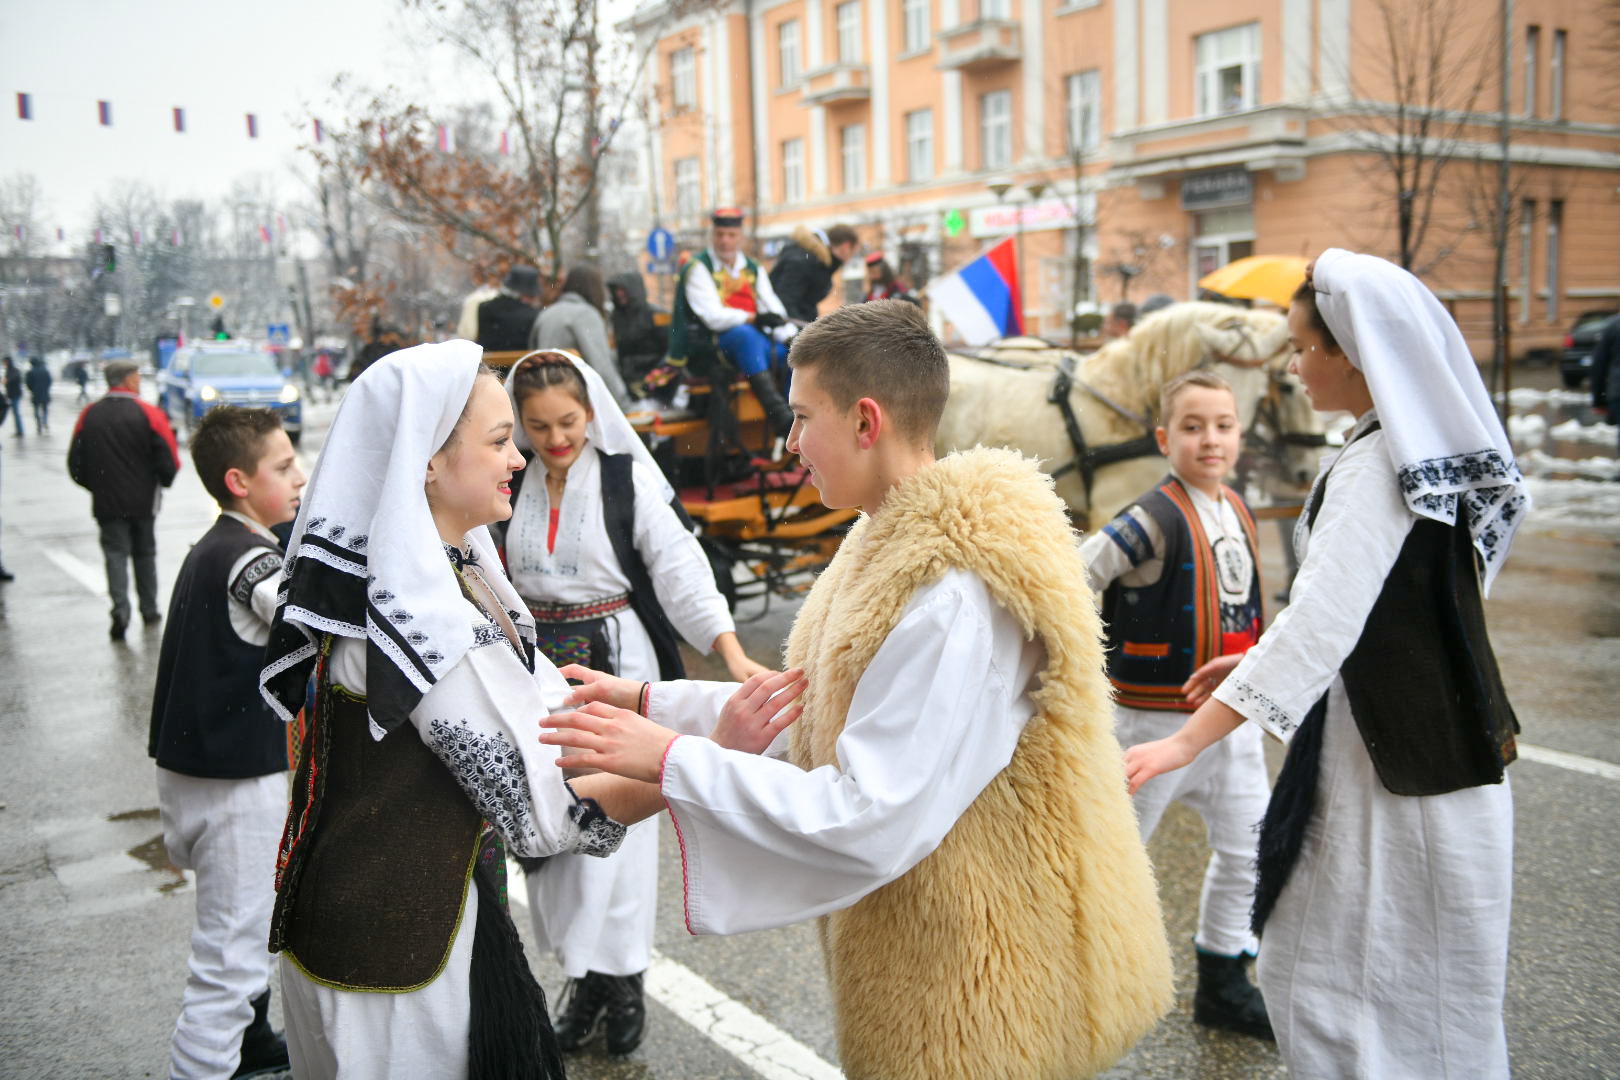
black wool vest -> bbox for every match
[148,516,288,778]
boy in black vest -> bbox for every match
[1080,370,1275,1041]
[148,406,305,1079]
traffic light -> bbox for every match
[102,243,116,273]
[210,316,228,340]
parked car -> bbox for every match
[1561,309,1619,389]
[159,341,303,444]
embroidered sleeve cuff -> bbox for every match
[565,788,628,858]
[1213,677,1299,741]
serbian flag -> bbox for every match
[313,118,324,144]
[246,113,258,138]
[17,92,31,120]
[499,129,510,156]
[437,124,455,153]
[98,100,112,126]
[925,237,1022,345]
[173,107,185,132]
[259,225,272,244]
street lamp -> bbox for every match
[1021,182,1048,333]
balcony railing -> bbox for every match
[936,19,1021,71]
[799,63,871,107]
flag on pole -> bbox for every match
[171,228,182,247]
[133,229,143,247]
[95,228,105,244]
[258,225,272,244]
[173,107,185,133]
[16,93,31,120]
[499,129,510,156]
[57,227,65,242]
[924,237,1023,345]
[276,214,287,236]
[246,113,258,138]
[98,100,112,126]
[437,124,455,153]
[13,225,23,243]
[313,118,324,144]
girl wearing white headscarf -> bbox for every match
[259,342,631,1080]
[1124,249,1525,1079]
[496,349,768,1055]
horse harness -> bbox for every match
[1045,353,1160,505]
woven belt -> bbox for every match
[528,593,631,625]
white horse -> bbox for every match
[936,302,1326,527]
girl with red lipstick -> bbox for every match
[496,350,768,1055]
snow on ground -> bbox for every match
[1548,417,1619,446]
[1508,413,1548,449]
[1524,476,1620,528]
[1499,386,1592,408]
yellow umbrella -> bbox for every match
[1198,255,1310,308]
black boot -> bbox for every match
[600,971,647,1056]
[746,371,795,438]
[553,971,608,1052]
[231,988,290,1078]
[1193,947,1274,1040]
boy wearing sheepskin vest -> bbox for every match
[1080,369,1275,1041]
[543,299,1173,1080]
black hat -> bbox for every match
[503,265,542,297]
[711,207,744,227]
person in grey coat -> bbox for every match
[530,266,632,407]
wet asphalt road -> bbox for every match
[0,367,1615,1079]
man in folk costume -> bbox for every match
[544,300,1173,1080]
[1127,249,1526,1078]
[668,208,798,435]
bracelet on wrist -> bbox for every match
[638,682,650,717]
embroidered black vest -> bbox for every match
[1101,477,1262,711]
[1305,429,1519,795]
[148,516,288,778]
[270,661,484,990]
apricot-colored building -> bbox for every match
[624,0,1620,356]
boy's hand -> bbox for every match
[1123,735,1198,796]
[560,664,642,712]
[712,668,807,754]
[1182,654,1243,708]
[542,703,677,784]
[724,655,774,682]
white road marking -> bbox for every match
[1518,742,1620,782]
[46,549,107,597]
[508,860,843,1080]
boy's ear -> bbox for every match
[223,466,252,500]
[1154,426,1171,456]
[855,397,883,450]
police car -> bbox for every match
[159,341,303,445]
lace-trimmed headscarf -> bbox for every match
[1310,248,1529,592]
[260,340,537,739]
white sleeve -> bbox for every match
[648,678,740,737]
[226,544,284,646]
[657,571,1035,935]
[1212,437,1414,742]
[630,462,734,654]
[410,613,626,859]
[750,268,798,342]
[684,261,750,333]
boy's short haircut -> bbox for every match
[191,406,284,507]
[1159,369,1236,425]
[788,300,949,443]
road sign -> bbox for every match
[647,227,674,261]
[648,258,676,275]
[208,292,225,310]
[267,323,291,346]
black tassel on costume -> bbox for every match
[1251,694,1328,935]
[467,845,567,1080]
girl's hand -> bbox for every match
[712,668,807,754]
[541,702,678,784]
[559,664,642,712]
[1122,736,1199,796]
[1181,654,1243,708]
[725,655,774,682]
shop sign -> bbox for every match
[969,194,1094,238]
[1180,167,1252,210]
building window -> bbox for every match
[1524,25,1539,117]
[1519,199,1534,325]
[903,0,930,53]
[981,0,1009,19]
[674,157,701,220]
[1195,23,1260,117]
[841,123,867,192]
[781,138,805,203]
[778,19,802,87]
[671,46,696,110]
[1546,199,1562,322]
[980,89,1012,170]
[1550,29,1565,121]
[1065,70,1101,153]
[837,1,862,64]
[906,108,934,182]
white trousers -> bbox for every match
[1119,706,1271,958]
[526,818,658,978]
[157,767,287,1080]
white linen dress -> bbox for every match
[507,446,734,977]
[1211,413,1513,1079]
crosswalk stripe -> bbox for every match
[1517,742,1620,782]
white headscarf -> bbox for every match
[1311,248,1528,592]
[503,348,674,503]
[260,340,537,739]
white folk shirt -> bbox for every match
[1211,412,1513,1079]
[221,510,282,646]
[647,569,1044,935]
[683,249,797,343]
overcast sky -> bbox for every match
[1,0,440,245]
